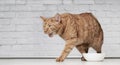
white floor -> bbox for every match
[0,59,120,65]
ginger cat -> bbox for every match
[40,12,103,62]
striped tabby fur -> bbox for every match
[40,12,104,62]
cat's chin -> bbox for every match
[48,33,53,37]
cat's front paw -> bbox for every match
[56,57,64,62]
[81,57,86,61]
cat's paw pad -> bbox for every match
[56,57,64,62]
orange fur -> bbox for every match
[40,12,104,62]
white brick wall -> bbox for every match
[0,0,120,58]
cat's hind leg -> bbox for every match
[76,44,89,61]
[92,31,103,53]
[92,43,102,53]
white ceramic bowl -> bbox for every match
[83,53,105,62]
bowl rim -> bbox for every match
[83,53,105,54]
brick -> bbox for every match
[15,24,39,32]
[0,0,15,4]
[63,0,73,4]
[41,0,62,4]
[104,37,120,44]
[106,12,120,17]
[104,31,120,38]
[10,5,31,12]
[94,0,105,4]
[27,0,43,4]
[40,11,58,17]
[90,4,110,11]
[27,0,62,4]
[10,5,46,12]
[94,11,106,17]
[15,12,43,18]
[15,0,26,5]
[0,39,16,45]
[0,12,15,18]
[97,17,112,25]
[109,4,120,12]
[0,5,10,12]
[29,5,46,11]
[58,5,89,11]
[12,45,42,51]
[104,25,120,32]
[103,45,120,57]
[0,32,45,39]
[0,45,12,51]
[111,18,120,24]
[0,25,15,32]
[14,32,42,39]
[0,19,10,24]
[73,0,94,4]
[105,0,120,4]
[0,32,20,38]
[11,18,41,24]
[16,37,46,44]
[46,5,57,10]
[78,5,90,11]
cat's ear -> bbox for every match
[40,16,47,22]
[55,13,61,23]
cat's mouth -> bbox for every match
[48,33,53,37]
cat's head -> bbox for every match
[40,13,61,37]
